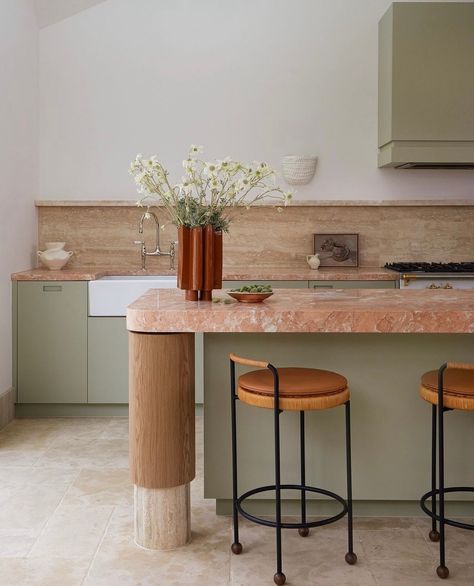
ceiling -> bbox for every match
[34,0,108,28]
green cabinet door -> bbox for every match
[310,280,396,289]
[88,317,128,404]
[17,282,87,403]
[88,317,203,404]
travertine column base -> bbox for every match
[134,484,191,550]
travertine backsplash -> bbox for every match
[37,203,474,270]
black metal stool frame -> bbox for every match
[230,357,357,586]
[420,363,474,580]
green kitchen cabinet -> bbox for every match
[378,3,474,167]
[310,280,396,289]
[17,281,87,403]
[88,317,204,404]
[88,317,128,403]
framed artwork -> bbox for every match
[313,233,359,267]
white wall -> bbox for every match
[0,0,38,392]
[39,0,474,201]
[34,0,107,28]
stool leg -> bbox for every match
[298,410,310,537]
[273,405,286,586]
[344,401,357,565]
[230,361,242,555]
[429,405,440,542]
[436,404,449,579]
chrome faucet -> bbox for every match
[134,211,176,270]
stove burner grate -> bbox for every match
[385,262,474,273]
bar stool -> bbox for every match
[229,353,357,586]
[419,362,474,579]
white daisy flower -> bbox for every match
[189,144,203,155]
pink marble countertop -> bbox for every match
[10,267,176,281]
[127,288,474,334]
[223,267,397,281]
[11,266,397,282]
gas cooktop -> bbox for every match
[385,262,474,273]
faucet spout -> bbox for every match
[134,210,175,270]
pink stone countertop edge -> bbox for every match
[11,266,397,282]
[126,288,474,334]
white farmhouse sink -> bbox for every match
[88,275,177,316]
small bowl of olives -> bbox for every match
[227,284,274,303]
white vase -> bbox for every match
[306,254,320,270]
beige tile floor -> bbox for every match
[0,414,473,585]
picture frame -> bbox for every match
[313,233,359,267]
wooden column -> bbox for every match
[129,332,195,549]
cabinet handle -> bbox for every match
[313,284,334,289]
[42,285,62,292]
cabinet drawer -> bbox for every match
[17,281,87,403]
[310,280,396,289]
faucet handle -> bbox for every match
[169,240,178,270]
[133,240,144,246]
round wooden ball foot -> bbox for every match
[429,529,440,542]
[273,572,286,585]
[436,565,449,579]
[231,542,243,554]
[298,527,310,537]
[345,552,358,565]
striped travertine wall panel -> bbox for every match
[38,204,474,270]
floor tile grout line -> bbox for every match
[227,507,233,586]
[81,504,116,585]
[25,467,83,558]
[366,556,382,586]
[414,521,440,561]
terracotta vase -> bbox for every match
[177,225,223,301]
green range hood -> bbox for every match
[378,2,474,169]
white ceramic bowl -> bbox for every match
[37,250,73,270]
[45,241,66,250]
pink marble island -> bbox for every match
[127,287,474,334]
[127,288,474,551]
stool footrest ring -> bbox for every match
[236,484,348,529]
[420,487,474,531]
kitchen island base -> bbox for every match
[204,333,474,516]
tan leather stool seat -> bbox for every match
[420,368,474,411]
[238,367,349,411]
